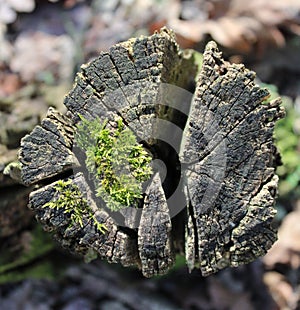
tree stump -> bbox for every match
[19,28,284,277]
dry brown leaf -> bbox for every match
[264,208,300,269]
[0,73,22,97]
[264,271,298,310]
[168,0,300,52]
[168,16,261,52]
[208,17,261,52]
[10,32,75,83]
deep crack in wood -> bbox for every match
[19,29,284,277]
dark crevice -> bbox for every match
[37,168,74,188]
[171,207,187,253]
[150,140,181,199]
[188,201,199,262]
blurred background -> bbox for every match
[0,0,300,309]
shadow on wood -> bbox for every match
[19,28,284,277]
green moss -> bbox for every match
[192,50,203,79]
[0,261,55,284]
[44,180,107,234]
[75,116,152,211]
[0,225,55,283]
[260,81,300,197]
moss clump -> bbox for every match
[75,116,152,211]
[44,180,107,233]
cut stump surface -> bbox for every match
[19,28,284,277]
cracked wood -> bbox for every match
[19,29,284,277]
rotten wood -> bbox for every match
[19,28,284,277]
[138,172,174,277]
[180,41,284,275]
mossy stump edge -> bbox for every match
[19,28,284,277]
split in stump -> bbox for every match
[19,28,284,277]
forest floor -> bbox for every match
[0,1,300,309]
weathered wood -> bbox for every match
[18,29,284,277]
[29,172,140,267]
[180,41,284,275]
[19,107,77,186]
[63,28,196,141]
[138,173,174,277]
